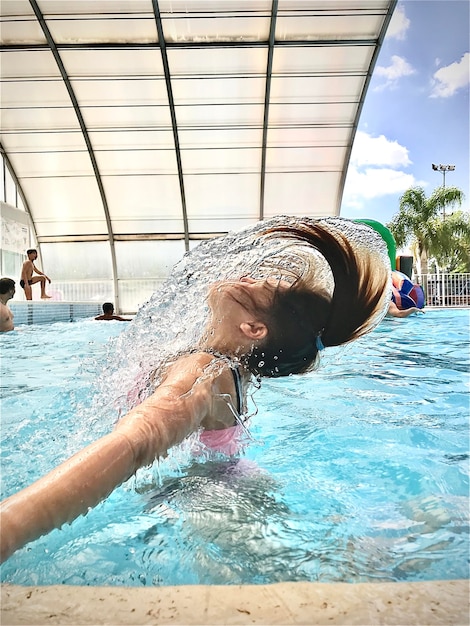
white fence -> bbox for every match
[14,279,164,314]
[417,273,470,308]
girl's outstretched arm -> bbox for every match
[0,353,220,563]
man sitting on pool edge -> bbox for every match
[20,249,51,300]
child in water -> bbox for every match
[0,217,391,563]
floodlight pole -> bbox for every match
[431,163,455,189]
[431,163,455,219]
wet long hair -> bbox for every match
[244,222,389,378]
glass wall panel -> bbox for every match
[104,175,183,222]
[61,49,163,78]
[48,18,157,45]
[172,77,265,104]
[175,104,264,127]
[0,201,32,280]
[185,173,259,220]
[264,172,342,216]
[178,128,262,149]
[115,240,186,279]
[1,0,35,16]
[266,146,346,171]
[40,241,113,280]
[4,167,17,207]
[38,0,150,13]
[1,50,60,78]
[181,148,260,173]
[0,18,45,45]
[161,9,270,42]
[21,178,106,236]
[270,76,363,100]
[1,108,79,132]
[276,10,384,40]
[168,47,267,75]
[90,130,176,150]
[0,80,73,107]
[82,106,172,128]
[267,126,350,147]
[10,152,94,178]
[269,102,356,125]
[118,279,161,313]
[3,131,87,152]
[96,149,178,176]
[187,216,256,234]
[112,219,185,234]
[72,79,169,106]
[272,45,373,74]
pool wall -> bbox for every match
[1,580,468,625]
[10,301,102,325]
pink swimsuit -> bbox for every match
[128,362,248,456]
[199,423,247,456]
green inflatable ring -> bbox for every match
[355,219,396,270]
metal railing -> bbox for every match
[417,273,470,308]
[14,279,163,313]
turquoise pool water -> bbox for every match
[1,310,469,586]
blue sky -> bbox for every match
[341,0,470,225]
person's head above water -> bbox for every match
[201,220,390,378]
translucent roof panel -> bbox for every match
[0,0,397,303]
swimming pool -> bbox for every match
[1,309,468,586]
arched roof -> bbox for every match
[1,0,396,308]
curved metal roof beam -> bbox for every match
[151,0,189,252]
[28,0,119,308]
[259,0,278,222]
[335,0,398,215]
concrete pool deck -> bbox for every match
[1,580,468,625]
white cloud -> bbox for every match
[431,52,470,98]
[343,167,417,205]
[385,4,410,40]
[350,131,412,168]
[343,132,420,208]
[374,55,416,91]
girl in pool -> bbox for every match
[0,217,391,563]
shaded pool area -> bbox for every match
[1,309,468,592]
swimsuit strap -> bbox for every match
[195,348,247,422]
[230,366,243,415]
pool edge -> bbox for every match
[2,580,469,625]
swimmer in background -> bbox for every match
[0,278,16,332]
[95,302,131,321]
[387,300,424,318]
[387,270,425,318]
[0,218,391,563]
[20,249,51,300]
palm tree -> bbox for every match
[430,210,470,272]
[387,186,466,274]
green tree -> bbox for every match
[430,210,470,272]
[387,186,467,274]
